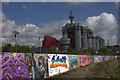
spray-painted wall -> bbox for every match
[24,53,33,78]
[2,53,31,79]
[48,54,69,76]
[68,55,79,69]
[94,56,101,62]
[90,56,94,63]
[80,55,88,66]
[1,52,116,79]
[0,53,2,80]
[34,54,48,78]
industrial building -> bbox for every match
[60,11,105,51]
[41,36,60,53]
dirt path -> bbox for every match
[45,63,97,80]
[45,58,119,80]
[55,63,97,78]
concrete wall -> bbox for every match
[0,53,116,79]
[48,54,69,76]
[1,53,32,79]
[68,55,79,69]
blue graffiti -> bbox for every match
[70,56,78,68]
[90,56,94,62]
[82,57,86,63]
[51,55,66,63]
[99,56,102,61]
[106,56,108,60]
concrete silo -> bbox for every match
[82,27,88,50]
[74,23,82,50]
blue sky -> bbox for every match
[2,2,118,27]
[2,2,118,46]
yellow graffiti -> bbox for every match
[95,58,99,62]
[26,56,30,61]
[18,66,20,70]
[30,73,32,78]
[13,53,17,57]
[50,62,67,69]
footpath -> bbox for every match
[45,58,119,80]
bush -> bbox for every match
[2,44,33,53]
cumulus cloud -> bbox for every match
[40,20,68,39]
[1,0,10,2]
[1,11,117,47]
[14,20,67,46]
[1,11,68,47]
[85,12,117,45]
[1,11,15,46]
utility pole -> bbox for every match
[13,31,19,52]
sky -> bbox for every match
[1,2,118,47]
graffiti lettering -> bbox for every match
[82,57,86,63]
[50,55,67,68]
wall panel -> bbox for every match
[48,54,69,76]
[34,54,48,78]
[68,55,79,69]
[2,53,31,79]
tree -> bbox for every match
[86,48,96,55]
[2,44,12,52]
[2,44,33,53]
[99,48,116,55]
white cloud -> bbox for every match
[40,20,68,39]
[1,10,117,47]
[85,12,117,45]
[1,0,10,2]
[1,11,68,47]
[0,11,15,46]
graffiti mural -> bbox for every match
[80,55,87,66]
[0,54,2,80]
[94,56,100,62]
[2,53,31,79]
[1,52,116,79]
[108,56,109,60]
[48,54,69,76]
[79,55,82,67]
[105,56,108,60]
[86,55,90,64]
[98,56,103,62]
[90,56,94,63]
[34,54,48,78]
[25,53,33,78]
[102,56,105,61]
[69,55,79,69]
